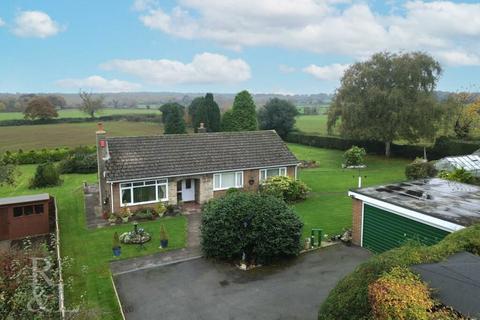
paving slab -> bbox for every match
[113,245,371,320]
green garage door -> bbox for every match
[363,204,450,253]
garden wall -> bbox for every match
[286,133,480,160]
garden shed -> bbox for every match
[434,155,480,177]
[348,179,480,253]
[0,193,53,240]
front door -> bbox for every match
[181,179,195,202]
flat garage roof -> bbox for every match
[350,178,480,227]
[0,193,50,207]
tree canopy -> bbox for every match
[188,96,204,125]
[258,98,299,138]
[221,90,257,131]
[79,91,104,118]
[193,93,221,132]
[159,102,185,123]
[328,52,442,156]
[164,104,187,134]
[23,96,59,120]
[0,162,16,186]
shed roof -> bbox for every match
[0,193,50,206]
[411,252,480,318]
[350,178,480,226]
[105,130,298,182]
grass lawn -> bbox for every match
[0,121,165,153]
[289,143,409,239]
[0,108,160,121]
[0,165,187,319]
[295,114,339,136]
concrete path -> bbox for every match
[110,213,202,275]
[84,184,107,229]
[114,245,371,320]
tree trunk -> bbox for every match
[385,141,391,157]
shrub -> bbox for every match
[225,187,239,196]
[29,162,62,188]
[369,267,433,320]
[259,176,309,203]
[318,224,480,320]
[438,168,475,184]
[58,147,97,174]
[405,158,437,179]
[201,192,303,264]
[343,146,366,167]
[133,208,154,220]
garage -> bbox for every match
[349,178,480,253]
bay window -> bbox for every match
[213,171,243,190]
[259,167,287,182]
[120,179,168,206]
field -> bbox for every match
[295,114,336,136]
[0,165,187,319]
[0,121,165,153]
[289,143,408,239]
[0,108,160,121]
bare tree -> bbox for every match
[79,91,104,118]
[111,99,120,109]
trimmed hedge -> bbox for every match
[0,113,162,127]
[318,224,480,320]
[286,132,480,160]
[2,146,96,165]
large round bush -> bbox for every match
[201,192,303,264]
[30,162,62,188]
[260,176,309,203]
[405,158,437,180]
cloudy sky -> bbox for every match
[1,0,479,94]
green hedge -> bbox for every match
[286,132,480,160]
[318,224,480,320]
[0,113,162,127]
[2,146,96,165]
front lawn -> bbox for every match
[288,143,409,239]
[0,165,187,319]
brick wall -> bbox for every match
[352,198,363,246]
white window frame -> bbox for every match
[119,179,168,207]
[213,171,243,191]
[259,167,287,182]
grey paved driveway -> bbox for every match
[114,245,370,320]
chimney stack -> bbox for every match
[197,122,207,133]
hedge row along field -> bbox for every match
[0,113,162,126]
[286,132,480,160]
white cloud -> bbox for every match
[135,0,480,66]
[101,52,251,85]
[132,0,158,11]
[12,11,62,38]
[303,63,349,81]
[0,18,5,27]
[279,64,296,73]
[55,76,141,92]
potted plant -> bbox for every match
[112,232,121,257]
[159,224,168,248]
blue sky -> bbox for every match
[1,0,479,94]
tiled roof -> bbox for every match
[105,130,298,181]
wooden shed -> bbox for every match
[0,193,52,240]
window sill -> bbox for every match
[121,199,168,207]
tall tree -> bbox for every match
[159,102,185,123]
[222,90,257,131]
[164,104,187,134]
[188,96,205,126]
[258,98,299,138]
[46,95,67,109]
[0,101,6,112]
[23,97,59,120]
[79,91,104,118]
[193,93,221,132]
[328,52,442,157]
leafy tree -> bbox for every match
[23,97,59,120]
[258,98,299,138]
[328,52,442,157]
[0,101,6,112]
[201,192,303,264]
[30,163,62,188]
[188,97,204,126]
[193,93,221,132]
[0,162,16,186]
[159,102,185,123]
[79,91,104,118]
[441,93,480,139]
[46,95,67,108]
[221,90,257,131]
[164,104,187,134]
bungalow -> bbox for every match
[96,124,299,214]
